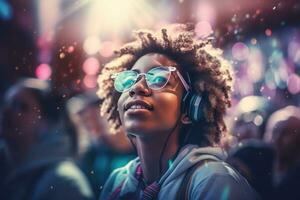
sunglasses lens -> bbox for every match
[114,71,137,92]
[146,67,171,90]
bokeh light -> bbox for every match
[99,41,115,58]
[83,57,100,75]
[67,45,75,53]
[83,75,97,89]
[83,36,101,55]
[86,0,158,36]
[0,0,12,20]
[35,63,52,80]
[265,28,272,37]
[253,115,264,126]
[195,21,213,38]
[196,1,216,25]
[232,42,250,61]
[59,52,65,59]
[287,73,300,94]
[235,77,254,96]
[247,47,264,82]
[260,84,276,99]
[288,40,300,65]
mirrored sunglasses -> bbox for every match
[111,66,190,93]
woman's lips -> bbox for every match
[124,100,153,112]
[126,107,152,115]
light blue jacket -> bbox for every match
[100,145,259,200]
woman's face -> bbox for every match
[117,53,185,138]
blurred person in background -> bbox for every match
[222,95,270,150]
[0,0,38,104]
[227,140,274,200]
[232,96,269,140]
[0,132,10,198]
[264,105,300,200]
[0,78,95,200]
[222,96,274,199]
[66,93,135,197]
[224,96,274,199]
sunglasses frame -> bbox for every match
[111,66,190,93]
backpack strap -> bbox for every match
[176,158,218,200]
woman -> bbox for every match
[97,24,258,200]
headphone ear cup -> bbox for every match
[182,92,204,122]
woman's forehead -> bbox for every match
[132,53,178,72]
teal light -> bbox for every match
[168,160,173,169]
[221,185,230,200]
[269,50,283,69]
[271,38,279,48]
[0,0,12,20]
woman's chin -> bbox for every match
[125,124,147,135]
[124,121,155,136]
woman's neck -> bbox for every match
[135,127,180,184]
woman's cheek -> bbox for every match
[117,95,126,124]
[154,94,181,120]
[158,93,180,110]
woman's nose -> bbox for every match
[129,76,152,97]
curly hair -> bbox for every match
[97,23,233,145]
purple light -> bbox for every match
[35,63,52,80]
[260,85,276,99]
[232,42,250,61]
[287,74,300,94]
[247,47,264,82]
[236,78,254,96]
[288,40,300,65]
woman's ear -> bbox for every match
[181,113,192,124]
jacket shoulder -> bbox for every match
[99,159,137,200]
[189,161,260,200]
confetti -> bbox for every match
[265,29,272,36]
[59,52,65,59]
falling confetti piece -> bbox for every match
[251,38,257,45]
[265,29,272,36]
[67,46,75,53]
[59,52,65,59]
[260,86,265,92]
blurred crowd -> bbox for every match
[1,0,300,200]
[1,78,300,200]
[0,78,135,200]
